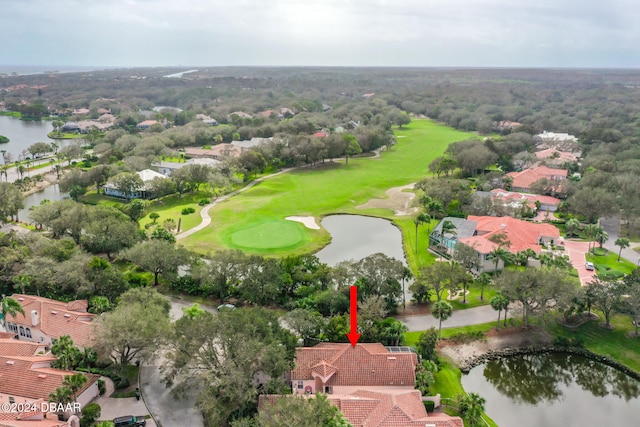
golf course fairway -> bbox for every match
[180,119,474,255]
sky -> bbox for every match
[2,0,640,68]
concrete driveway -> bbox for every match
[95,376,156,427]
[563,240,597,285]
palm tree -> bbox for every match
[615,237,630,262]
[584,224,601,253]
[1,296,25,329]
[596,229,609,249]
[48,386,73,420]
[441,220,457,237]
[457,392,487,427]
[491,294,510,328]
[478,272,492,301]
[432,301,453,338]
[63,373,87,411]
[426,199,445,226]
[489,247,509,273]
[414,212,430,254]
[565,218,580,238]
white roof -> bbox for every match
[138,169,167,182]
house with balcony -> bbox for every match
[4,294,95,349]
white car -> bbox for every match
[585,262,595,271]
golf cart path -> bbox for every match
[175,148,385,240]
[175,167,295,240]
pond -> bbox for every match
[0,115,54,160]
[18,184,68,222]
[315,215,407,266]
[461,352,640,427]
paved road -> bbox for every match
[397,304,498,332]
[600,216,640,265]
[138,298,213,427]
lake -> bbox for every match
[0,115,54,161]
[461,352,640,427]
[315,215,407,266]
[18,184,68,223]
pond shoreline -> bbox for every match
[440,327,640,381]
[21,172,59,196]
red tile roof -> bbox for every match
[292,343,417,388]
[6,295,95,347]
[0,339,48,357]
[260,391,463,427]
[505,166,567,191]
[460,215,560,254]
[0,353,96,401]
[335,390,463,427]
[184,144,241,159]
[489,189,561,208]
[0,401,67,427]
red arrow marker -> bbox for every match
[346,285,361,347]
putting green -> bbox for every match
[226,220,308,251]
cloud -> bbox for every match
[2,0,640,67]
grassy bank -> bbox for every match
[180,120,474,255]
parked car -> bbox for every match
[585,262,595,271]
[113,415,146,427]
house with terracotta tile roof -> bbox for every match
[268,342,463,427]
[534,148,579,167]
[431,216,560,273]
[0,410,70,427]
[330,390,463,427]
[4,295,95,349]
[136,119,159,130]
[291,343,417,395]
[505,165,568,194]
[184,144,241,160]
[487,189,562,212]
[0,339,99,425]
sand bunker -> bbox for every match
[285,216,321,230]
[356,183,418,216]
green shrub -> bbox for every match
[446,330,485,344]
[181,207,196,215]
[124,270,152,287]
[97,379,106,395]
[115,378,130,389]
[424,400,436,413]
[80,403,101,427]
[198,198,211,206]
[592,247,608,256]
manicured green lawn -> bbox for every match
[586,249,637,277]
[180,120,474,255]
[47,132,83,139]
[80,192,206,233]
[550,312,640,372]
[225,219,310,251]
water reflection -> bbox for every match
[482,353,640,404]
[462,352,640,427]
